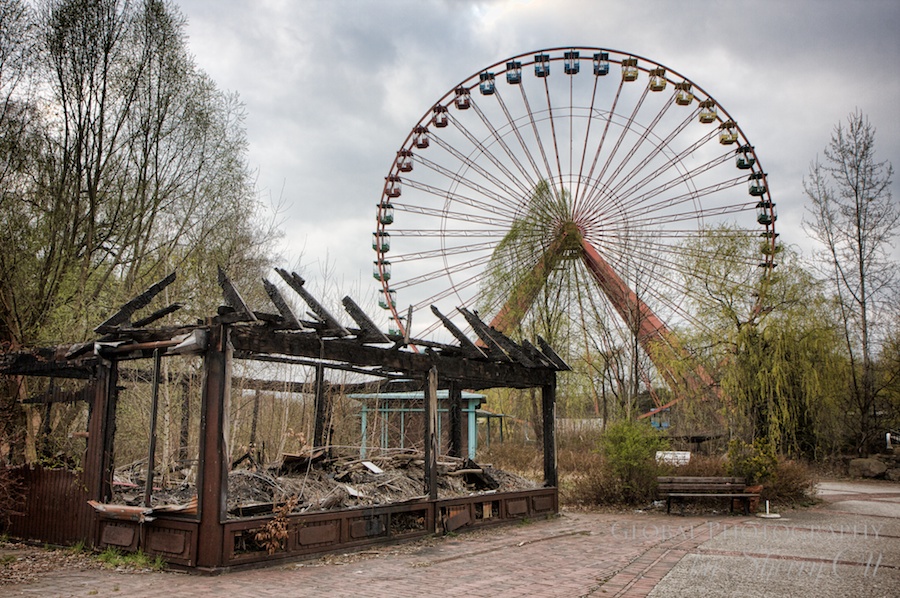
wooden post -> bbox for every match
[542,377,558,488]
[82,358,118,544]
[312,362,329,448]
[179,379,190,464]
[197,324,230,570]
[424,367,439,501]
[249,389,260,449]
[448,383,462,458]
[143,348,162,507]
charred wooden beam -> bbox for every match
[342,296,389,343]
[521,339,554,368]
[263,278,302,329]
[1,348,95,379]
[22,384,94,404]
[217,267,258,322]
[131,303,183,328]
[275,269,349,337]
[537,336,570,371]
[430,306,486,359]
[456,308,511,362]
[229,325,557,389]
[95,272,176,333]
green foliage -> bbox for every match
[0,0,278,349]
[97,547,166,571]
[726,438,777,485]
[596,420,669,504]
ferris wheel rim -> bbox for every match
[374,46,778,340]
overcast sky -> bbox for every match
[176,0,900,311]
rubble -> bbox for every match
[110,450,537,519]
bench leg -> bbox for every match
[666,497,671,514]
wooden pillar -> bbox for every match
[83,359,118,506]
[197,324,230,570]
[178,379,190,463]
[448,383,462,458]
[312,362,329,449]
[424,367,438,501]
[143,349,162,507]
[542,377,558,488]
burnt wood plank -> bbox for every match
[275,269,349,337]
[95,272,176,333]
[131,303,183,328]
[262,278,302,329]
[342,296,389,343]
[456,308,509,361]
[229,326,555,389]
[217,267,258,322]
[430,306,486,359]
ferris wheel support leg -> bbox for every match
[580,241,718,405]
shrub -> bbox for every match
[762,459,817,506]
[566,420,669,506]
[726,438,777,485]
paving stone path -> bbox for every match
[5,480,900,597]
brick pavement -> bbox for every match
[4,510,716,598]
[5,480,899,597]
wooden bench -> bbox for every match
[657,476,758,515]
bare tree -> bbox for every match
[803,110,898,453]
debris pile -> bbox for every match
[111,450,537,518]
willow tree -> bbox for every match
[677,228,845,457]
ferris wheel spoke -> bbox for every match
[493,89,546,185]
[516,81,558,192]
[584,84,651,205]
[542,77,566,189]
[391,255,493,290]
[388,240,498,264]
[604,109,705,203]
[577,175,752,233]
[618,171,749,220]
[465,99,541,197]
[435,113,534,203]
[573,78,626,215]
[597,89,676,199]
[612,136,728,213]
[411,150,524,215]
[390,229,505,238]
[393,187,515,226]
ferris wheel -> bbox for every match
[373,47,777,405]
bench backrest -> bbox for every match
[657,476,747,496]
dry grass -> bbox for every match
[481,432,817,508]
